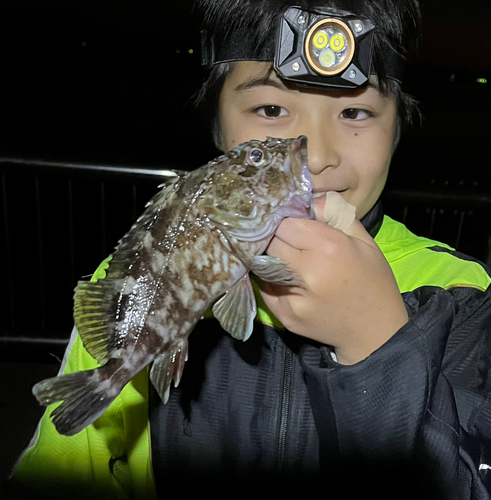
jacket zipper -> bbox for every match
[277,344,293,472]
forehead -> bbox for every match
[223,61,386,101]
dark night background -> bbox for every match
[0,0,489,173]
[0,0,490,495]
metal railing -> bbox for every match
[2,157,491,361]
[1,158,185,360]
[382,187,491,262]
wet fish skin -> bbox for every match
[32,136,313,436]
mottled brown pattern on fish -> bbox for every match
[100,141,305,369]
[108,213,243,371]
[32,136,313,436]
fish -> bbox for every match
[32,135,313,436]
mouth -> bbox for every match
[313,189,348,198]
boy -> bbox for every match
[11,1,491,499]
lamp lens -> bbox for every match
[306,19,354,76]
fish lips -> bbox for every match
[294,135,309,171]
[290,135,315,220]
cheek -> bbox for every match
[361,126,394,179]
[222,126,272,152]
[363,151,391,184]
[218,110,255,151]
[218,90,243,151]
[218,105,234,151]
[219,94,265,151]
[351,134,393,217]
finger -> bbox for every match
[344,219,378,249]
[273,217,328,251]
[315,192,377,248]
[319,191,356,233]
[266,233,303,263]
[258,280,298,319]
[257,281,283,313]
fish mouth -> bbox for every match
[292,135,309,173]
[289,135,314,219]
[290,135,310,187]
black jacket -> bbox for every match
[150,204,491,499]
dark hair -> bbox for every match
[195,0,422,149]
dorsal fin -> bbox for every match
[74,170,190,364]
[106,170,188,281]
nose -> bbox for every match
[302,121,341,175]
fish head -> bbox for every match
[199,136,314,243]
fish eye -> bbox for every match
[246,148,266,167]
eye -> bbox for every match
[246,147,267,167]
[340,108,374,120]
[254,105,289,119]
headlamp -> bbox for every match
[201,6,404,89]
[276,7,375,88]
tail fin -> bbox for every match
[32,370,116,436]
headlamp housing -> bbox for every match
[275,7,375,88]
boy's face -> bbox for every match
[218,61,398,219]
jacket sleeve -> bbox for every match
[299,285,491,499]
[10,258,156,500]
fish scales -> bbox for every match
[32,136,314,436]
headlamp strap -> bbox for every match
[201,29,273,70]
[201,26,405,84]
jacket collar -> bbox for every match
[361,200,384,238]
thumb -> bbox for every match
[344,219,378,248]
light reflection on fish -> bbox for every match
[32,136,313,436]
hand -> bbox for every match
[259,217,408,365]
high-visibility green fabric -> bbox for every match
[12,256,157,500]
[376,216,489,293]
[11,216,491,499]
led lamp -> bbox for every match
[305,18,355,76]
[313,31,329,49]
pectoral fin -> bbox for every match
[247,254,302,286]
[212,274,256,341]
[74,280,123,365]
[222,233,303,287]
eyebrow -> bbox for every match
[234,75,290,92]
[234,74,383,97]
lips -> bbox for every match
[313,189,347,198]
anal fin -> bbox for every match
[150,341,189,404]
